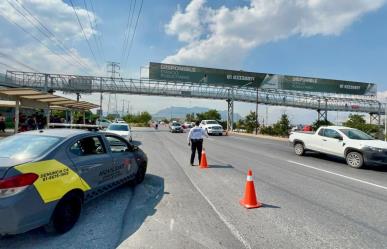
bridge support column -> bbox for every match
[369,113,380,125]
[227,99,234,131]
[317,109,328,122]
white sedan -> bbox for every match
[106,123,133,141]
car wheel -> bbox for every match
[346,151,364,168]
[45,192,82,234]
[294,143,305,156]
[129,164,147,187]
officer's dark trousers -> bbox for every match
[190,139,203,164]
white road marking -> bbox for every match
[287,160,387,191]
[184,172,252,249]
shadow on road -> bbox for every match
[304,152,387,172]
[208,164,234,169]
[0,174,164,249]
[261,203,281,209]
[116,174,164,247]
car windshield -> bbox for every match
[0,135,61,160]
[206,121,218,124]
[172,123,181,126]
[107,124,129,131]
[339,129,374,140]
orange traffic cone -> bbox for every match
[199,149,208,169]
[240,169,262,209]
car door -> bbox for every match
[311,128,326,151]
[68,135,113,189]
[104,134,138,178]
[321,129,345,156]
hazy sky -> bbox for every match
[1,0,386,124]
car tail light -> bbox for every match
[0,173,38,198]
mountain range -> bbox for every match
[153,106,242,121]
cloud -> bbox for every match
[0,0,102,74]
[163,0,386,67]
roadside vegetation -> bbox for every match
[122,111,152,127]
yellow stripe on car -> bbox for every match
[15,160,91,203]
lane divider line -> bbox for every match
[159,132,252,249]
[187,174,252,249]
[287,160,387,191]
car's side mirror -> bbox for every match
[127,144,138,152]
[335,136,343,141]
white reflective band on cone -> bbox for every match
[247,175,253,181]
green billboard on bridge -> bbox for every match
[149,62,376,96]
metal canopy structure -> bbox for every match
[0,88,99,110]
[1,70,383,130]
[0,87,99,133]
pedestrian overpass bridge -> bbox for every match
[0,70,383,130]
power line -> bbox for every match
[0,52,38,72]
[10,0,92,73]
[120,0,136,65]
[0,61,18,71]
[88,0,106,61]
[83,0,104,62]
[69,0,101,69]
[122,0,143,71]
[0,10,87,73]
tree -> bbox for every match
[272,114,291,136]
[343,114,379,135]
[312,119,333,131]
[260,114,290,136]
[123,111,152,126]
[196,109,221,121]
[106,114,116,121]
[244,111,258,133]
[185,113,195,122]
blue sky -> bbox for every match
[0,0,386,124]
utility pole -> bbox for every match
[107,94,111,115]
[255,87,259,135]
[107,62,120,119]
[122,99,124,117]
[385,102,387,141]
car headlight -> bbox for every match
[364,146,383,152]
[208,127,212,130]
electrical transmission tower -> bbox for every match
[106,62,120,117]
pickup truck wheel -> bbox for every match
[294,143,305,156]
[45,193,82,234]
[346,151,364,168]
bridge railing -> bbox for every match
[3,71,384,115]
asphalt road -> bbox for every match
[2,127,387,249]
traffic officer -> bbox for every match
[187,120,208,166]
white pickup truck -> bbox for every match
[289,126,387,168]
[200,120,224,135]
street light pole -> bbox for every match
[255,87,258,135]
[385,102,386,141]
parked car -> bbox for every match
[114,118,126,124]
[96,118,112,129]
[169,122,183,133]
[0,129,147,235]
[182,122,193,129]
[200,120,223,135]
[106,123,132,141]
[289,125,387,168]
